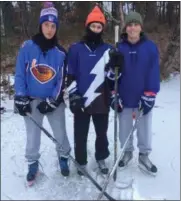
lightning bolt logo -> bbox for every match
[84,49,110,107]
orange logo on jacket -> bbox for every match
[30,59,56,84]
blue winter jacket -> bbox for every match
[15,40,66,100]
[117,35,160,108]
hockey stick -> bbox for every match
[113,25,119,182]
[113,67,118,182]
[97,112,143,200]
[26,112,115,201]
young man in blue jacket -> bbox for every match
[66,6,123,175]
[14,2,71,183]
[108,11,160,175]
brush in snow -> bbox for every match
[138,153,157,176]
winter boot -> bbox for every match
[77,165,86,176]
[97,160,109,174]
[27,161,39,182]
[138,153,157,175]
[118,151,133,168]
[59,157,70,177]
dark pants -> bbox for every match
[74,111,110,165]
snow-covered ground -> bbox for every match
[1,74,180,200]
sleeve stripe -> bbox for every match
[67,80,77,94]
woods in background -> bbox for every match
[0,1,180,79]
[1,2,179,37]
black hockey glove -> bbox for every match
[108,49,124,72]
[69,92,84,114]
[139,92,156,115]
[14,96,31,116]
[37,98,58,114]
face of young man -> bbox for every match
[41,21,56,39]
[89,22,103,33]
[126,22,142,40]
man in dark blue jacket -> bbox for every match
[108,11,160,175]
[66,6,118,176]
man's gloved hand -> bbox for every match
[108,49,124,72]
[14,96,31,116]
[37,98,58,114]
[139,92,156,115]
[69,92,84,114]
[110,91,123,113]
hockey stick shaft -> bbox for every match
[113,67,119,181]
[97,112,143,200]
[113,24,120,182]
[26,112,115,201]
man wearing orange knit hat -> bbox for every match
[67,6,124,176]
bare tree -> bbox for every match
[74,2,94,24]
[1,2,15,37]
[135,2,146,18]
[112,1,120,20]
[119,2,125,32]
[167,2,174,26]
[18,2,30,38]
[144,2,157,22]
[0,3,5,36]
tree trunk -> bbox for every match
[1,2,14,37]
[0,4,5,36]
[112,2,120,20]
[135,1,146,17]
[111,1,120,28]
[144,2,158,31]
[167,2,174,26]
[126,2,130,13]
[28,2,42,35]
[54,2,64,20]
[75,2,93,24]
[161,1,165,23]
[119,2,124,32]
[19,2,29,38]
[145,2,157,22]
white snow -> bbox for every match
[1,74,180,200]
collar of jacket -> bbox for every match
[120,32,147,46]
